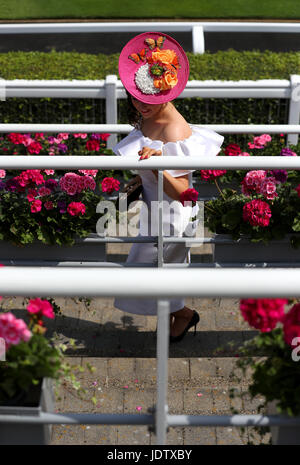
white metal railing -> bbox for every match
[1,126,300,444]
[2,76,300,147]
[0,21,300,54]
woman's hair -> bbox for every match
[125,90,142,129]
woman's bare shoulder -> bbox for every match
[160,120,192,144]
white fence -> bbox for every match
[1,21,300,53]
[2,75,300,147]
[1,125,300,443]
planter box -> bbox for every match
[0,378,54,445]
[0,233,106,263]
[267,401,300,445]
[212,233,300,264]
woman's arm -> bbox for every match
[138,146,189,201]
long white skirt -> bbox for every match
[114,239,190,315]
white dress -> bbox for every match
[113,124,224,315]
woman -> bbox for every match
[113,32,224,342]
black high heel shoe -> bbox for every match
[169,310,200,343]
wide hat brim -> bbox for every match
[118,31,189,104]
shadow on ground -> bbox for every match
[11,307,259,358]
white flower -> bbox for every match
[135,64,160,95]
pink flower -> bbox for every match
[100,133,110,142]
[224,143,241,156]
[260,177,278,200]
[200,170,227,180]
[241,170,267,195]
[57,133,69,141]
[22,136,34,147]
[78,169,98,178]
[27,141,43,155]
[30,199,42,213]
[0,169,6,178]
[282,303,300,346]
[240,299,288,332]
[17,170,45,187]
[73,133,87,139]
[0,312,32,349]
[38,187,52,197]
[242,199,272,227]
[86,139,100,152]
[44,170,55,176]
[248,134,272,149]
[7,133,26,145]
[59,172,84,195]
[179,188,199,205]
[44,200,54,210]
[67,201,86,216]
[101,177,121,194]
[83,175,96,191]
[34,133,45,140]
[27,188,38,202]
[240,152,250,156]
[27,298,55,319]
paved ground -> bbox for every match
[1,235,271,445]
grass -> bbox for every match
[0,0,299,20]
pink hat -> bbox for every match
[118,32,189,104]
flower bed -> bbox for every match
[205,166,300,249]
[195,133,300,187]
[0,132,124,247]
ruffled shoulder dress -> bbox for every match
[112,125,224,315]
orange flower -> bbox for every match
[151,49,178,68]
[153,70,178,91]
[163,71,178,89]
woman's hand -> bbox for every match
[138,146,162,160]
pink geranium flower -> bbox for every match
[44,200,54,210]
[78,169,98,178]
[27,141,43,155]
[86,139,100,152]
[101,177,121,194]
[0,170,6,178]
[200,170,227,180]
[27,298,55,319]
[30,199,42,213]
[0,312,32,349]
[243,199,272,227]
[67,201,86,216]
[282,303,300,346]
[240,299,288,332]
[179,188,199,205]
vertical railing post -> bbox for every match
[158,170,164,268]
[155,299,170,445]
[105,75,118,149]
[192,26,205,54]
[288,75,300,146]
[155,169,169,444]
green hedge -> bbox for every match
[0,49,298,147]
[0,49,299,80]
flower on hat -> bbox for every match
[130,36,180,95]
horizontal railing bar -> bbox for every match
[1,412,300,427]
[0,22,299,33]
[0,267,299,297]
[167,414,300,427]
[3,79,291,100]
[0,413,154,425]
[2,261,300,268]
[0,124,300,134]
[4,79,290,89]
[0,155,300,170]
